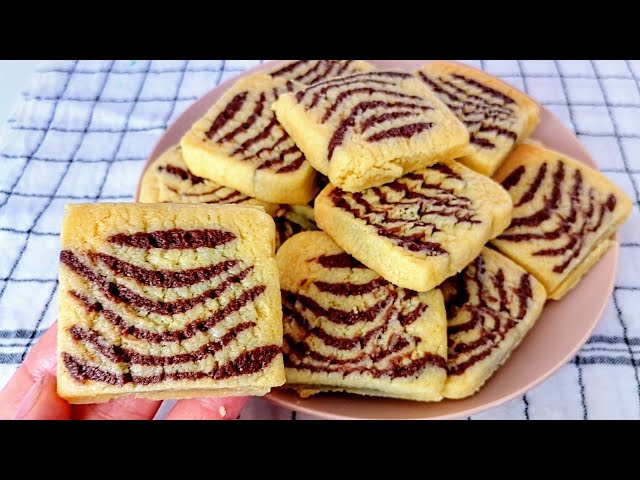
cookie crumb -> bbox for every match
[219,406,227,418]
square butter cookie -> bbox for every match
[415,61,540,177]
[57,203,284,403]
[491,142,632,300]
[272,70,470,192]
[139,144,279,216]
[278,231,448,402]
[181,73,318,204]
[314,160,513,292]
[441,247,546,399]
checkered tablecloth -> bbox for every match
[1,60,639,420]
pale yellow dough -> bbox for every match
[273,70,470,192]
[57,203,285,403]
[491,142,632,300]
[181,73,318,204]
[415,61,540,177]
[278,231,448,402]
[315,159,513,292]
[441,247,547,399]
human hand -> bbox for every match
[0,323,248,420]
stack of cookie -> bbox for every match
[60,60,632,404]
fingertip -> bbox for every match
[0,323,65,420]
[165,396,248,420]
[15,375,71,420]
[71,397,161,420]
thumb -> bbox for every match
[0,324,71,420]
[14,374,70,420]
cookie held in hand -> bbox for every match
[57,203,284,403]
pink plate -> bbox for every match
[137,60,619,420]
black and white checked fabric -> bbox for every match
[1,60,638,420]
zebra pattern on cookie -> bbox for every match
[269,60,374,86]
[314,158,513,292]
[416,61,540,176]
[277,231,448,402]
[294,71,437,160]
[272,69,470,192]
[203,80,306,174]
[328,163,481,257]
[440,247,546,399]
[60,229,278,386]
[491,143,632,299]
[140,145,278,215]
[57,203,284,402]
[418,71,518,150]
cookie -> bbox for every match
[269,60,374,85]
[272,70,470,192]
[274,174,328,249]
[138,158,161,203]
[278,231,447,402]
[139,144,279,216]
[491,143,632,300]
[57,203,285,403]
[416,61,540,177]
[275,204,318,250]
[314,159,513,292]
[181,73,318,204]
[441,247,546,399]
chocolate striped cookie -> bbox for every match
[416,61,540,177]
[278,232,447,402]
[491,143,632,300]
[139,144,279,216]
[57,203,285,403]
[441,247,546,399]
[274,174,327,249]
[269,60,374,85]
[181,73,318,204]
[272,70,470,192]
[314,159,513,292]
[275,204,318,250]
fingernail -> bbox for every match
[14,377,45,420]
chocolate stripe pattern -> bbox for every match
[275,217,305,250]
[315,253,368,269]
[63,346,280,386]
[497,159,619,274]
[151,146,253,205]
[269,60,370,86]
[443,253,534,376]
[59,227,279,386]
[204,81,307,175]
[293,71,436,160]
[417,71,518,150]
[282,254,445,379]
[329,164,480,256]
[274,204,319,251]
